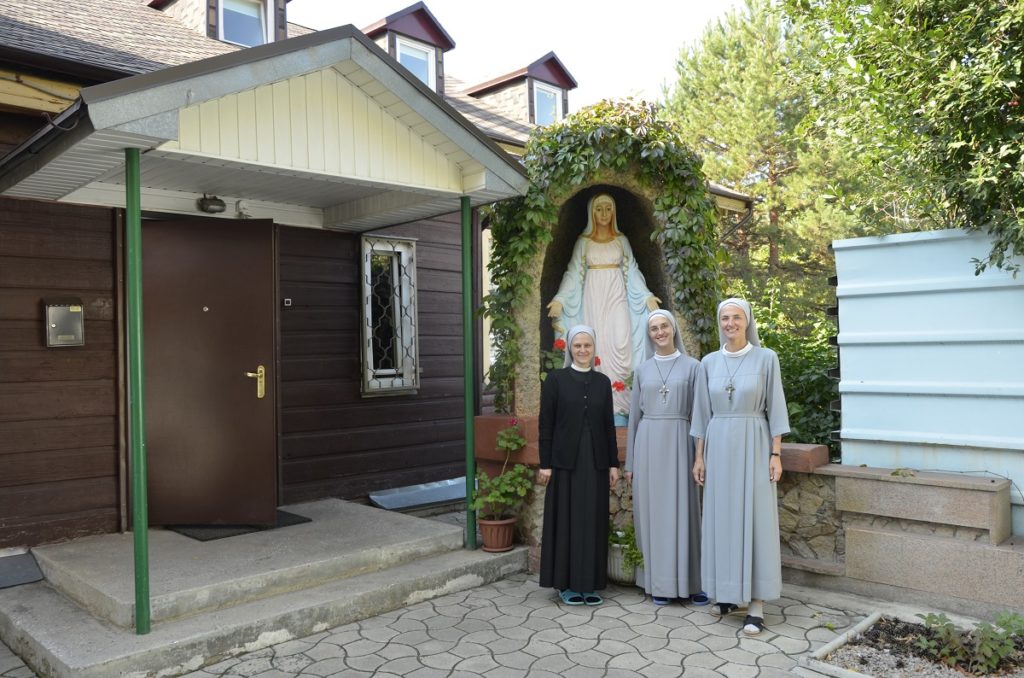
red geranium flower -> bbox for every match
[594,356,602,366]
[612,381,626,392]
[553,338,566,350]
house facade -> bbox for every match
[0,0,750,549]
[0,0,537,547]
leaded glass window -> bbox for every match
[360,236,419,395]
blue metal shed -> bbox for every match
[833,229,1024,535]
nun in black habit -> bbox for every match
[538,324,620,606]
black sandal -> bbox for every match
[714,602,739,616]
[742,615,765,635]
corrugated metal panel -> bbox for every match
[833,229,1024,535]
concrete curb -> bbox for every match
[799,609,883,677]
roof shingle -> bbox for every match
[0,0,236,77]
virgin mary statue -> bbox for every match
[547,193,660,424]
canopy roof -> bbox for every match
[0,25,528,231]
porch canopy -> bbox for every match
[0,25,529,228]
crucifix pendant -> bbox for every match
[725,381,735,402]
[659,383,670,403]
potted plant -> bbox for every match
[608,522,643,585]
[471,419,534,552]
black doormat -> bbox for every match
[167,509,311,542]
[0,552,44,589]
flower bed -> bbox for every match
[804,612,1024,677]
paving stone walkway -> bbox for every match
[0,572,866,677]
[167,573,859,678]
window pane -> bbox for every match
[535,86,559,126]
[399,43,432,86]
[369,253,399,372]
[223,0,265,46]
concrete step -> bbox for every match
[0,545,528,678]
[30,499,465,628]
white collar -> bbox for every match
[654,350,681,361]
[570,363,592,372]
[722,343,754,357]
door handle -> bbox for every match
[244,365,266,399]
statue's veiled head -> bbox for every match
[582,193,621,237]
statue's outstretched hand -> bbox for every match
[646,296,662,311]
[546,300,565,333]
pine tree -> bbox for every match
[662,0,871,325]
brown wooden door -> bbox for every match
[142,218,276,525]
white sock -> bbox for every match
[748,599,764,618]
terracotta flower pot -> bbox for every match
[478,517,517,552]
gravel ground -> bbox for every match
[824,644,968,677]
[823,643,1024,677]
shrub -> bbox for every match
[729,278,840,458]
[608,523,644,569]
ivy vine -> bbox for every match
[484,99,722,412]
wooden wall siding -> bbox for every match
[165,68,466,192]
[278,213,467,502]
[0,197,119,548]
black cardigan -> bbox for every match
[538,367,619,470]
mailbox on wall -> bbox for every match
[43,298,85,347]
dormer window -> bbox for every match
[362,4,454,94]
[396,36,436,88]
[533,81,563,126]
[220,0,270,47]
[464,51,576,127]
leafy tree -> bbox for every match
[663,0,874,325]
[786,0,1024,273]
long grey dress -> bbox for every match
[625,354,703,598]
[691,347,790,604]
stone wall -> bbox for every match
[778,471,845,567]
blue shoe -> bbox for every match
[652,596,671,606]
[689,591,710,606]
[583,592,603,606]
[558,589,584,606]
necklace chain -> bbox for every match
[723,349,752,402]
[653,356,679,403]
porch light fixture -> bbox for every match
[197,194,227,213]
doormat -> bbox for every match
[167,509,311,542]
[0,552,44,589]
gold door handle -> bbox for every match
[244,365,266,399]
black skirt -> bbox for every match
[538,425,610,592]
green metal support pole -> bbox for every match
[461,196,477,549]
[125,148,151,634]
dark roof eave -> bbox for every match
[0,100,89,181]
[527,51,578,89]
[0,44,132,84]
[463,67,528,97]
[362,1,456,51]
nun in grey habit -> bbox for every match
[625,310,705,605]
[691,298,789,635]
